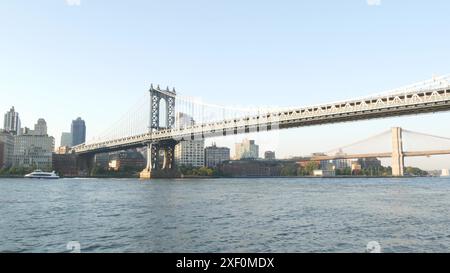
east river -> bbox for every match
[0,177,449,253]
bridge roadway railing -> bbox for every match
[73,86,450,154]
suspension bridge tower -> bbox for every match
[391,127,405,177]
[140,85,179,179]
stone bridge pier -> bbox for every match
[140,140,179,179]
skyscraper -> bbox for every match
[205,143,230,168]
[3,107,21,135]
[264,151,276,160]
[235,139,259,160]
[71,117,86,146]
[60,132,72,147]
[34,119,47,135]
[20,119,49,136]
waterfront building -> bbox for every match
[264,151,276,160]
[56,146,71,155]
[94,153,110,169]
[205,143,230,168]
[3,107,21,135]
[52,152,78,177]
[306,153,329,170]
[328,150,352,170]
[0,130,14,168]
[60,132,72,147]
[234,139,259,160]
[331,159,351,170]
[71,117,86,146]
[13,119,54,170]
[0,142,4,168]
[175,139,205,168]
[174,113,205,167]
[13,135,55,169]
[218,160,285,177]
[108,149,145,171]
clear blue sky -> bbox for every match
[1,0,450,169]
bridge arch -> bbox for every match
[159,98,167,128]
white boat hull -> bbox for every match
[24,176,60,179]
[24,170,60,179]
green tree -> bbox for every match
[179,165,216,177]
[404,166,428,176]
[305,162,320,176]
[343,167,352,176]
[90,166,100,176]
[280,164,298,176]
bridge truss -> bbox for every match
[73,75,450,155]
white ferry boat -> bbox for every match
[24,170,60,179]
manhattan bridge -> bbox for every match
[72,75,450,178]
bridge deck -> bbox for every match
[74,86,450,155]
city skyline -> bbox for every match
[2,0,450,169]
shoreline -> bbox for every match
[0,175,440,179]
[180,175,439,179]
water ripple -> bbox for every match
[0,177,450,252]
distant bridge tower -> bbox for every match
[391,127,405,177]
[140,85,178,179]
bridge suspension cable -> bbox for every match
[174,93,286,127]
[402,129,450,153]
[86,94,150,145]
[318,128,450,159]
[323,129,392,156]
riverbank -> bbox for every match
[0,175,25,178]
[183,175,435,179]
[1,175,437,179]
